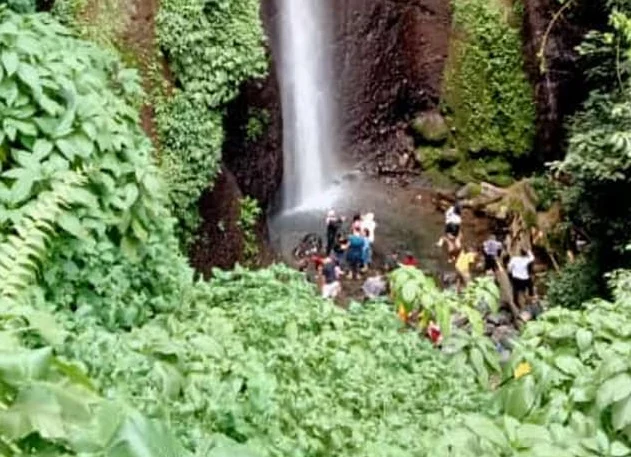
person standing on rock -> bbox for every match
[482,234,503,273]
[508,248,535,306]
[325,210,344,256]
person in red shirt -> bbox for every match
[401,251,419,267]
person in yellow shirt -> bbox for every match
[455,246,478,292]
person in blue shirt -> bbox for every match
[346,228,365,279]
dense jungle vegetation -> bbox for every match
[1,0,631,456]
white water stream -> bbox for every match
[278,0,339,211]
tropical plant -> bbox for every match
[443,0,535,158]
[389,266,500,336]
[237,196,261,265]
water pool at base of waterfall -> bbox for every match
[269,173,460,274]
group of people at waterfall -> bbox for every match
[320,211,378,299]
[436,202,537,306]
[302,200,537,307]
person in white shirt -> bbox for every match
[361,212,376,243]
[444,203,462,237]
[482,234,503,272]
[508,248,535,306]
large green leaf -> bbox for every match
[0,348,52,386]
[105,411,190,457]
[597,373,631,410]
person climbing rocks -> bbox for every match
[482,234,503,273]
[436,233,461,264]
[444,202,462,237]
[455,246,477,292]
[321,255,342,299]
[507,248,535,307]
[325,210,344,255]
[346,227,365,279]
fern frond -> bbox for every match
[0,171,87,302]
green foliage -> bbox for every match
[237,196,261,265]
[1,0,35,13]
[531,174,560,211]
[443,0,535,157]
[245,108,269,142]
[556,9,631,275]
[155,0,267,245]
[56,265,490,456]
[156,0,266,108]
[434,269,631,455]
[155,92,224,239]
[389,266,500,337]
[546,258,600,309]
[0,10,171,304]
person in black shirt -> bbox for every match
[325,210,345,255]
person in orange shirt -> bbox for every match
[455,246,478,292]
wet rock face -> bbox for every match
[333,0,452,159]
[191,4,283,273]
[521,0,606,163]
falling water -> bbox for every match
[278,0,339,211]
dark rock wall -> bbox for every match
[190,4,283,275]
[521,0,607,163]
[333,0,452,159]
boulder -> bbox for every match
[415,146,440,169]
[411,112,449,144]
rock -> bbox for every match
[456,182,482,200]
[415,146,440,169]
[492,325,518,348]
[439,148,460,166]
[411,112,449,144]
[399,153,410,168]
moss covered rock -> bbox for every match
[411,112,449,144]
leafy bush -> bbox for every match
[556,10,631,277]
[57,266,490,456]
[546,258,600,309]
[237,196,262,264]
[434,269,631,455]
[443,0,535,157]
[1,0,35,13]
[155,92,224,238]
[156,0,266,108]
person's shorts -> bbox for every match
[512,277,533,295]
[445,223,460,236]
[484,255,498,271]
[322,281,341,299]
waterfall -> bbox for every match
[278,0,339,211]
